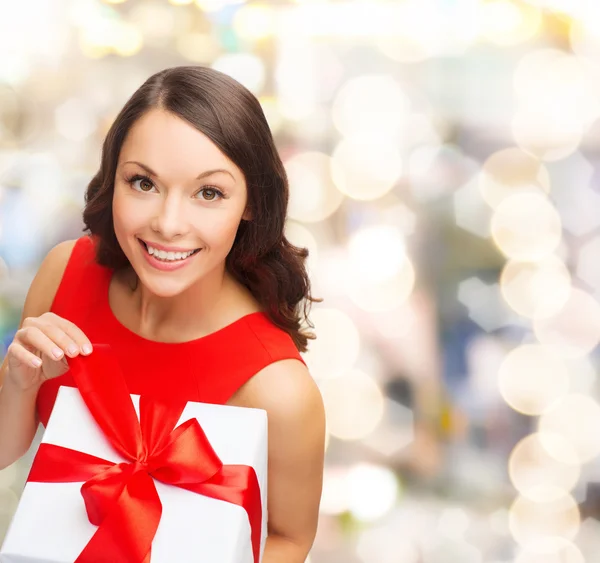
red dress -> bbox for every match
[36,235,305,427]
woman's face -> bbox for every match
[112,108,250,298]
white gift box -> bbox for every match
[0,386,268,563]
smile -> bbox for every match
[138,238,202,271]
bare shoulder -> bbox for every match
[0,239,78,386]
[27,239,78,314]
[229,359,325,429]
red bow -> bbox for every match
[27,344,262,563]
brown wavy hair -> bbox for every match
[82,65,320,352]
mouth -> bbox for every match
[137,238,202,264]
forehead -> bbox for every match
[119,109,242,180]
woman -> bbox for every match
[0,66,325,562]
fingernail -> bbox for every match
[67,345,78,356]
[52,347,64,359]
[82,344,93,355]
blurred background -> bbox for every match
[2,0,600,561]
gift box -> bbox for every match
[0,346,268,563]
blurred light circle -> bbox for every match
[509,433,580,502]
[348,225,406,283]
[515,537,584,563]
[479,147,550,209]
[500,256,571,320]
[437,508,470,539]
[512,108,583,162]
[232,4,276,40]
[284,220,319,276]
[498,344,569,416]
[479,0,542,46]
[490,192,562,261]
[320,466,350,515]
[509,493,580,546]
[129,4,175,39]
[514,49,600,132]
[357,527,419,563]
[346,463,398,522]
[374,0,444,63]
[576,235,600,291]
[113,22,143,57]
[285,151,344,222]
[258,96,284,135]
[571,18,600,61]
[536,46,600,130]
[302,308,361,381]
[538,394,600,464]
[194,0,242,11]
[176,33,220,63]
[55,98,97,142]
[331,135,402,201]
[346,256,415,312]
[533,288,600,358]
[320,369,385,440]
[211,54,266,95]
[332,74,410,137]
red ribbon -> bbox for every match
[27,344,263,563]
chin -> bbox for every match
[137,274,195,298]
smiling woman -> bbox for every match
[0,66,325,563]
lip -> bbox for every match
[139,238,200,253]
[137,238,201,272]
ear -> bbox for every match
[242,207,253,221]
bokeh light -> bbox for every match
[285,151,344,222]
[345,226,416,312]
[514,537,585,563]
[346,463,399,522]
[509,433,580,502]
[331,135,403,201]
[302,308,361,381]
[320,369,385,441]
[498,344,569,416]
[509,493,580,546]
[533,288,600,358]
[500,256,571,320]
[478,147,550,209]
[479,0,542,46]
[491,192,562,261]
[538,394,600,464]
[331,75,410,138]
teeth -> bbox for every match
[145,243,197,262]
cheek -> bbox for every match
[200,216,242,250]
[112,190,143,232]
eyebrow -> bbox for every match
[123,160,235,182]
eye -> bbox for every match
[197,187,224,201]
[126,174,156,193]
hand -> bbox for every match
[5,312,93,392]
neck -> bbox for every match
[130,262,235,339]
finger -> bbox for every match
[7,341,43,369]
[32,322,83,358]
[14,326,69,361]
[40,313,93,355]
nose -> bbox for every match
[151,193,188,240]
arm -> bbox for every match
[244,358,326,562]
[0,239,76,469]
